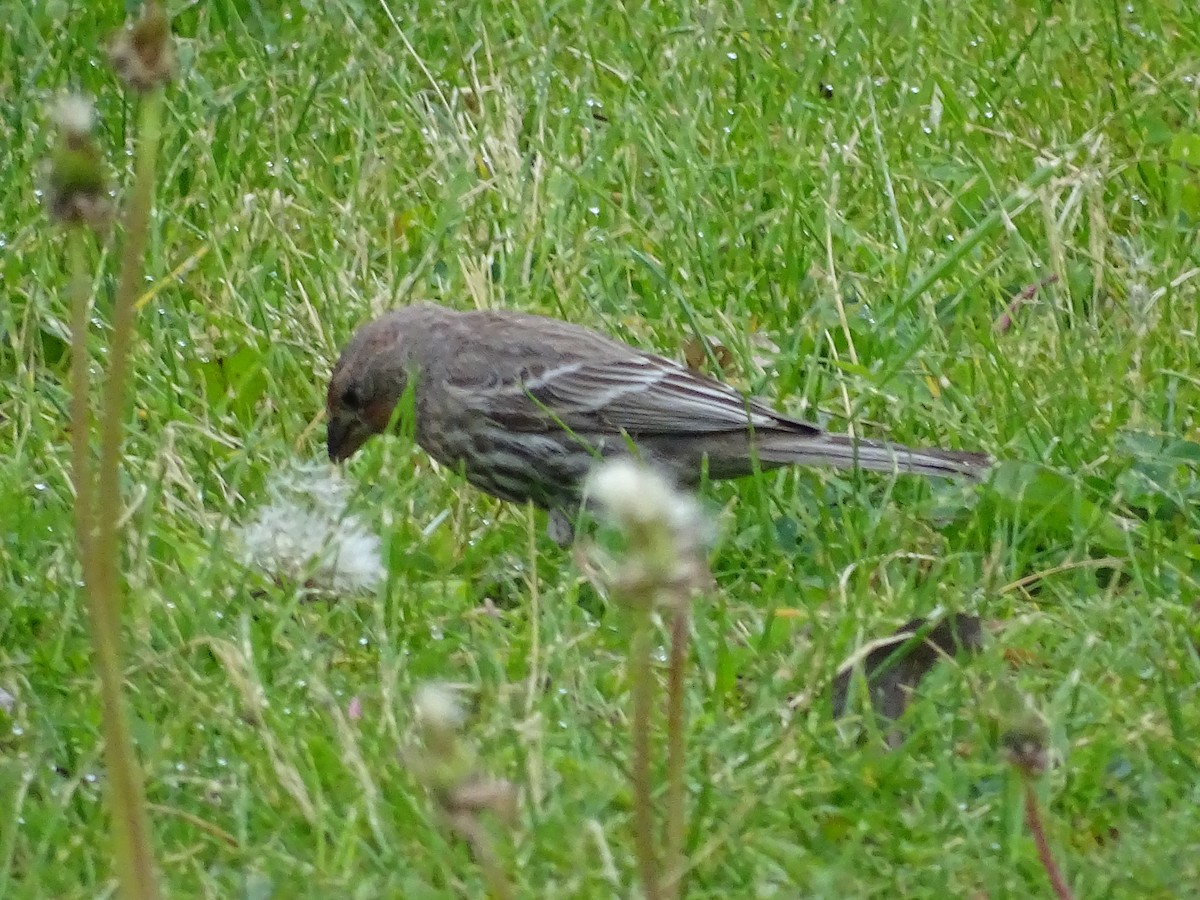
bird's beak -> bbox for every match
[326,414,371,463]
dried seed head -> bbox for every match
[448,776,518,823]
[45,94,112,233]
[54,94,96,137]
[585,459,714,611]
[108,1,176,93]
[588,459,703,542]
[406,682,480,799]
[1001,718,1050,777]
[414,682,466,734]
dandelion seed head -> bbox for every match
[234,461,384,593]
[414,682,465,732]
[586,459,708,547]
[53,94,95,137]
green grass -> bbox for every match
[3,0,1200,896]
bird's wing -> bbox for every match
[449,352,820,437]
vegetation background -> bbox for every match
[2,0,1199,896]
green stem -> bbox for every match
[94,91,163,590]
[662,603,690,900]
[629,615,661,900]
[89,89,165,900]
[67,228,95,567]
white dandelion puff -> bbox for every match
[586,459,711,553]
[53,93,96,136]
[584,460,715,610]
[234,461,384,593]
[414,682,466,733]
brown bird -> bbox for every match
[326,303,989,544]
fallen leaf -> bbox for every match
[1003,647,1039,667]
[682,336,735,374]
[830,613,984,744]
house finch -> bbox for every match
[327,303,989,544]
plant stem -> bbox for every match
[629,615,661,900]
[662,603,690,900]
[452,815,515,900]
[67,228,95,566]
[1023,780,1074,900]
[94,90,163,595]
[87,89,166,900]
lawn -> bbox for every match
[2,1,1199,897]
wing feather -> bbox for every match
[448,352,817,436]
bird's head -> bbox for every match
[326,314,412,462]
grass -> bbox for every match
[3,0,1200,896]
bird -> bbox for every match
[326,303,990,544]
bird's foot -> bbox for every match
[546,508,577,547]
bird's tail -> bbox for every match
[754,431,990,479]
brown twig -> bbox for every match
[993,274,1059,333]
[1023,781,1075,900]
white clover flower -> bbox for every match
[234,461,384,594]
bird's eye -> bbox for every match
[341,385,363,410]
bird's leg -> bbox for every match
[546,508,577,547]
